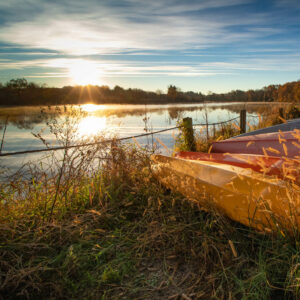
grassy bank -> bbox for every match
[1,109,300,299]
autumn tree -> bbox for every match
[167,85,179,100]
[6,78,28,89]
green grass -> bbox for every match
[1,108,300,299]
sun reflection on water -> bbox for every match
[81,104,105,112]
[77,116,106,136]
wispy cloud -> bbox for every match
[0,0,299,91]
[0,0,279,55]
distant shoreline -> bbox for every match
[0,101,295,108]
[1,78,299,105]
[0,100,285,108]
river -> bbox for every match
[0,102,287,173]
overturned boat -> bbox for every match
[175,151,300,183]
[151,153,300,232]
[212,130,300,158]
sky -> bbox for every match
[0,0,299,93]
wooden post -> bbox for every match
[240,110,246,134]
[182,117,196,151]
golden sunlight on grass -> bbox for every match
[78,116,106,136]
[69,60,102,85]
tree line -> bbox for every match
[0,78,299,106]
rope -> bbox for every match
[0,127,178,157]
[0,116,240,157]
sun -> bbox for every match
[69,60,102,85]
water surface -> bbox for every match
[0,102,285,172]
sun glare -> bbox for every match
[81,104,105,112]
[78,116,106,136]
[69,60,102,85]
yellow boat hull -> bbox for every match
[151,155,300,232]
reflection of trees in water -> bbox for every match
[214,102,297,115]
[0,114,40,130]
[166,103,288,120]
[168,108,185,120]
[0,103,295,130]
[0,107,60,130]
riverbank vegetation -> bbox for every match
[1,146,300,299]
[0,78,299,106]
[1,109,300,299]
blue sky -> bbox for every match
[0,0,299,93]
